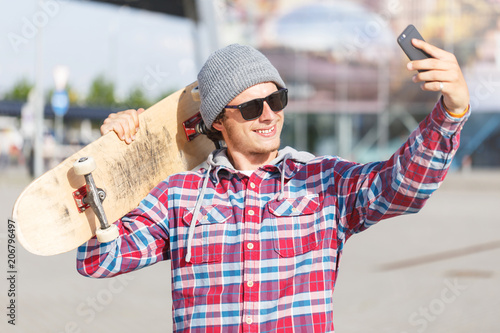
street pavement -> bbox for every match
[1,166,499,333]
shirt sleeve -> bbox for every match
[76,181,170,278]
[334,99,470,239]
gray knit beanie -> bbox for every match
[197,44,286,128]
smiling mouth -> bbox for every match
[255,126,275,135]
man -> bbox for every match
[77,40,470,332]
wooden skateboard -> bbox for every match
[12,81,214,256]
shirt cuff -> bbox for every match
[429,98,469,138]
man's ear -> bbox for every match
[212,119,223,132]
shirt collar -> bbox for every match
[198,146,315,183]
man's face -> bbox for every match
[212,82,284,163]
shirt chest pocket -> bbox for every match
[268,194,324,257]
[182,205,231,264]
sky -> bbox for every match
[0,0,199,101]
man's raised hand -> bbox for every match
[408,39,470,115]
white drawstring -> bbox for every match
[185,153,289,262]
[277,155,288,201]
[185,165,212,263]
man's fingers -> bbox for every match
[407,56,456,73]
[100,109,144,144]
[101,116,121,136]
[126,108,145,135]
[418,81,445,93]
[100,123,113,136]
[102,120,126,140]
[123,111,138,140]
[406,39,469,113]
[408,39,459,73]
[411,65,455,83]
[411,38,447,59]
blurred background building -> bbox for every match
[1,0,499,177]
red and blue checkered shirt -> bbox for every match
[77,101,468,332]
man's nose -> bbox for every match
[259,101,278,120]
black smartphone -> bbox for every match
[397,24,431,62]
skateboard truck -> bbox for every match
[182,86,210,141]
[182,112,209,142]
[73,157,119,243]
[183,85,223,149]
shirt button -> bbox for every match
[247,243,254,250]
[246,317,253,325]
[248,209,254,216]
[250,182,256,189]
[247,281,254,287]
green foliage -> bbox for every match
[156,88,178,102]
[3,75,183,110]
[85,75,116,107]
[121,86,152,110]
[4,78,33,101]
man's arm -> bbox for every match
[336,40,470,238]
[77,181,170,278]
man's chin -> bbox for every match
[250,140,281,156]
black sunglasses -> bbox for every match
[225,88,288,121]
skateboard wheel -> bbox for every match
[96,224,119,243]
[73,157,96,176]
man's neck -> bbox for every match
[228,150,279,171]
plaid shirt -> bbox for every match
[77,101,468,332]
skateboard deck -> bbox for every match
[12,81,214,256]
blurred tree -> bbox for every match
[67,84,80,105]
[156,88,178,102]
[121,86,152,110]
[3,78,33,101]
[85,75,116,106]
